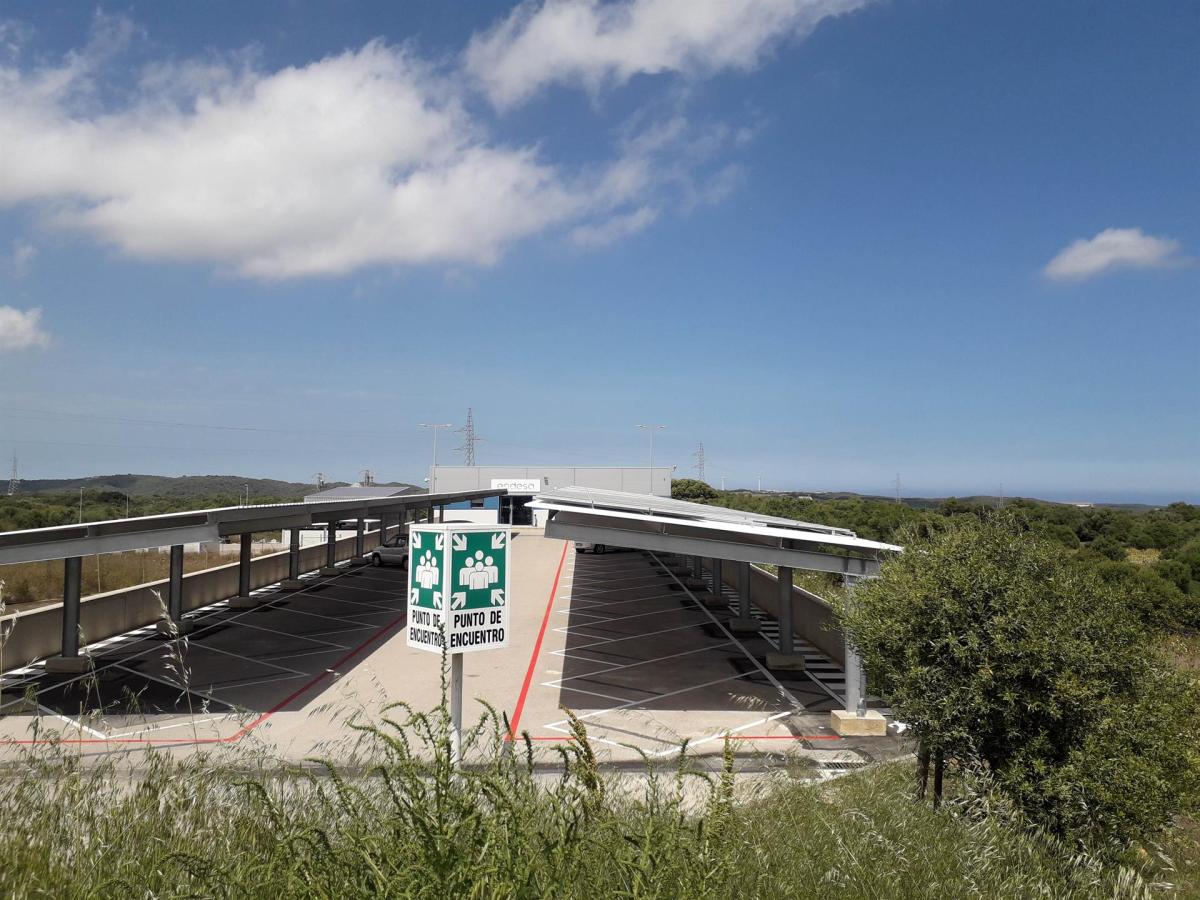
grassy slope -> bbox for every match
[0,714,1182,899]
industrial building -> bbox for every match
[429,466,672,525]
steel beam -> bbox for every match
[543,519,880,577]
[0,524,218,566]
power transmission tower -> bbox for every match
[692,442,706,482]
[895,473,902,504]
[360,468,375,486]
[7,456,18,496]
[457,408,482,466]
[312,472,327,491]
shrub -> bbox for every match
[671,478,718,501]
[840,514,1200,853]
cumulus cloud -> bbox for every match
[1044,228,1184,281]
[0,306,49,351]
[466,0,870,108]
[0,4,836,279]
[0,37,596,277]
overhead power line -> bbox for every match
[456,408,483,466]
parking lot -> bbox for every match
[0,531,904,771]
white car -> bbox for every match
[370,538,410,568]
[574,541,612,554]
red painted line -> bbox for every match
[0,611,408,746]
[507,540,569,741]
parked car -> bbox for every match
[370,537,410,568]
[574,541,612,554]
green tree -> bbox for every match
[671,478,717,501]
[840,515,1200,851]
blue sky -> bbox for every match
[0,0,1196,504]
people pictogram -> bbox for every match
[415,550,439,590]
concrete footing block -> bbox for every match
[45,655,94,675]
[156,618,195,637]
[728,617,760,634]
[696,592,727,609]
[830,709,887,737]
[683,578,707,590]
[278,579,306,590]
[319,566,341,577]
[350,556,368,565]
[228,595,264,609]
[766,652,806,672]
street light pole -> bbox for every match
[637,424,666,491]
[419,423,454,486]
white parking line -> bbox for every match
[543,642,736,688]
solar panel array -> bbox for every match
[531,486,858,539]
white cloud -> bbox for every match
[0,306,49,351]
[10,240,35,276]
[569,205,657,246]
[0,6,818,279]
[1044,228,1184,281]
[466,0,870,108]
[0,36,596,278]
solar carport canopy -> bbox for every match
[0,489,502,565]
[527,487,902,576]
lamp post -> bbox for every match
[419,423,453,486]
[637,424,666,491]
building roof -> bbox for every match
[527,486,902,577]
[303,485,422,502]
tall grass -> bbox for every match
[0,697,1175,898]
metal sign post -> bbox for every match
[407,522,512,767]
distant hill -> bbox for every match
[14,474,347,501]
[726,489,1161,512]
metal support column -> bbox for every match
[46,556,91,672]
[843,574,864,714]
[729,561,759,633]
[697,556,726,609]
[766,565,804,670]
[426,503,434,523]
[229,533,262,608]
[437,505,444,523]
[319,522,339,576]
[157,544,193,634]
[279,528,304,590]
[239,533,252,597]
[829,574,884,735]
[61,555,81,656]
[289,528,300,580]
[353,518,365,562]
